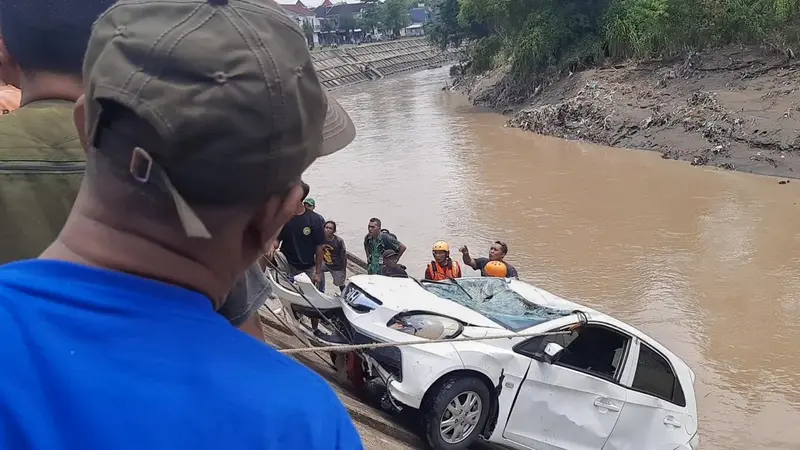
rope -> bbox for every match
[260,305,339,370]
[279,329,574,354]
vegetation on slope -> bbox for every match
[426,0,800,83]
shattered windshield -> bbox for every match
[421,278,573,331]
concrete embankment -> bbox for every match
[312,37,454,90]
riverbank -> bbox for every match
[312,38,455,90]
[455,46,800,178]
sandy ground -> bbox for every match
[458,46,800,178]
[355,421,416,449]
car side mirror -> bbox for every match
[540,342,564,364]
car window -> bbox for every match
[515,330,579,357]
[631,343,686,407]
[516,324,630,382]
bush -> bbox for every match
[429,0,800,79]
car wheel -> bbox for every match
[421,375,491,450]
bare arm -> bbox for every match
[315,245,324,275]
[461,246,478,270]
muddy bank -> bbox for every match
[456,47,800,178]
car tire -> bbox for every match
[421,375,491,450]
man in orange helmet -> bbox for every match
[483,260,509,278]
[424,240,462,280]
[460,240,519,279]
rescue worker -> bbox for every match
[484,260,509,278]
[424,241,462,280]
[460,240,519,279]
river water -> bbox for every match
[305,66,800,450]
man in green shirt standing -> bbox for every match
[0,0,285,340]
[363,217,406,275]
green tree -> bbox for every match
[426,0,465,50]
[444,0,800,84]
[358,0,382,34]
[382,0,412,37]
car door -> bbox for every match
[502,323,634,450]
[603,340,695,450]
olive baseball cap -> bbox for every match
[82,0,355,238]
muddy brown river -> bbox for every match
[305,67,800,450]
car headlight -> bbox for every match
[341,284,381,313]
[387,313,463,340]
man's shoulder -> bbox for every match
[506,263,519,277]
[0,100,83,159]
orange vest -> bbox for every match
[0,85,21,115]
[425,259,462,281]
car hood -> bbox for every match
[349,275,505,329]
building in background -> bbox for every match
[279,1,320,47]
[315,0,368,45]
[404,3,431,37]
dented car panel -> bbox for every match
[502,357,630,449]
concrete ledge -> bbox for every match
[310,37,456,89]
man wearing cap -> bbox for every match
[304,197,317,213]
[0,0,361,448]
[0,0,278,341]
[380,249,409,278]
[274,193,327,291]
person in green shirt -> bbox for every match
[363,217,406,275]
[0,0,275,340]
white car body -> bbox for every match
[268,271,700,450]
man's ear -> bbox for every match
[253,183,305,251]
[73,95,89,152]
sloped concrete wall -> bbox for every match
[311,37,454,90]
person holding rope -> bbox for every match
[0,0,361,448]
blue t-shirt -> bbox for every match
[0,260,363,450]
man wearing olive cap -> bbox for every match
[0,0,361,449]
[0,0,279,339]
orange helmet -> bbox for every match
[432,241,450,252]
[484,261,508,278]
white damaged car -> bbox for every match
[267,272,700,450]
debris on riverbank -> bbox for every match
[458,47,800,178]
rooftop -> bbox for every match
[280,1,315,16]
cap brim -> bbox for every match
[320,94,356,156]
